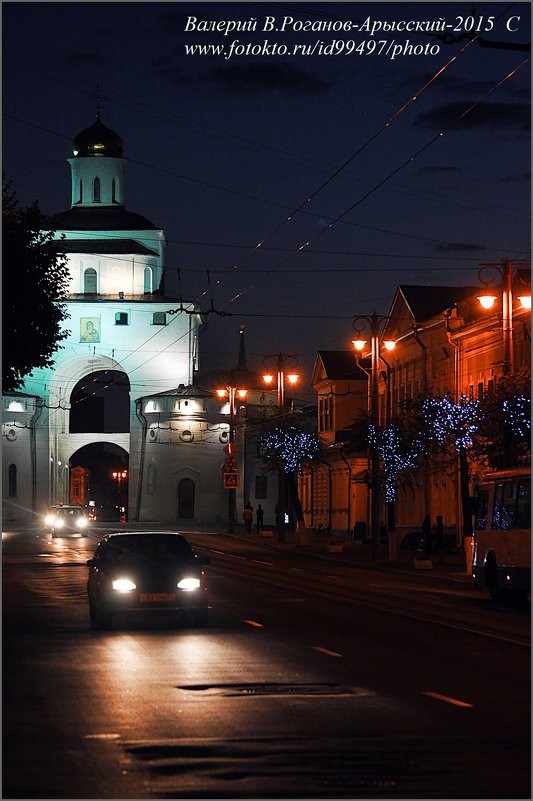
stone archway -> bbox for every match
[70,442,129,521]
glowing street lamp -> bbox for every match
[477,260,531,375]
[352,313,396,560]
[262,353,300,543]
[217,384,247,533]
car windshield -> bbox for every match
[56,507,86,518]
[102,535,193,566]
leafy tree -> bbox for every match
[259,425,320,533]
[2,176,70,392]
[478,371,531,468]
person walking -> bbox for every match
[243,502,253,533]
[255,504,264,533]
[421,515,432,558]
[434,515,445,563]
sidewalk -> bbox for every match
[219,525,471,584]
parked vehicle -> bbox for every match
[86,531,210,629]
[472,467,531,602]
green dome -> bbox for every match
[72,117,124,158]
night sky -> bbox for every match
[3,1,531,398]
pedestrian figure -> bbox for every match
[434,515,445,563]
[243,502,253,533]
[421,515,432,557]
[256,504,264,533]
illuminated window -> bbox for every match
[84,268,97,294]
[93,177,101,203]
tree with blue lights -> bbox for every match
[259,426,320,533]
[478,371,531,468]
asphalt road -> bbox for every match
[2,526,530,799]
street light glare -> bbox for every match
[262,374,274,385]
[287,373,299,385]
[216,388,227,398]
[237,389,247,399]
[518,295,531,310]
[477,294,497,310]
[383,340,396,352]
[352,339,367,352]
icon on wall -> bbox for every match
[80,317,101,343]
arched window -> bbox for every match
[93,177,101,203]
[143,267,152,293]
[112,178,116,203]
[8,464,17,497]
[79,179,83,204]
[84,267,97,294]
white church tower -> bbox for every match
[2,110,203,524]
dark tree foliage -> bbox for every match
[2,176,70,393]
[478,371,531,468]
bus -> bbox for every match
[472,466,531,602]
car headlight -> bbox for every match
[77,518,88,528]
[55,519,64,528]
[112,578,137,592]
[45,514,54,526]
[177,577,201,591]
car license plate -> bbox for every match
[140,593,175,602]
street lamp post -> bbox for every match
[477,260,531,375]
[112,469,128,521]
[217,385,247,534]
[353,313,396,561]
[262,353,299,544]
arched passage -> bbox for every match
[70,370,130,434]
[70,442,129,521]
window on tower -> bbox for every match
[144,267,152,293]
[112,178,117,203]
[79,179,83,204]
[84,268,97,294]
[93,177,101,203]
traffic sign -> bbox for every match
[223,442,238,455]
[223,471,240,489]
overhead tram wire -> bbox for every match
[215,32,484,284]
[222,57,530,308]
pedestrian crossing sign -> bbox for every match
[223,471,240,489]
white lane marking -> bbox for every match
[290,568,301,572]
[423,691,473,708]
[252,559,273,566]
[243,619,264,627]
[83,733,121,740]
[312,646,343,658]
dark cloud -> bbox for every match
[498,171,531,183]
[435,242,486,253]
[192,62,333,95]
[415,101,530,131]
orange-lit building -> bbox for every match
[301,268,531,544]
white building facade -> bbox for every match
[2,114,208,524]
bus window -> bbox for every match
[475,489,489,530]
[516,480,531,529]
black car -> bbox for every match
[86,532,209,630]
